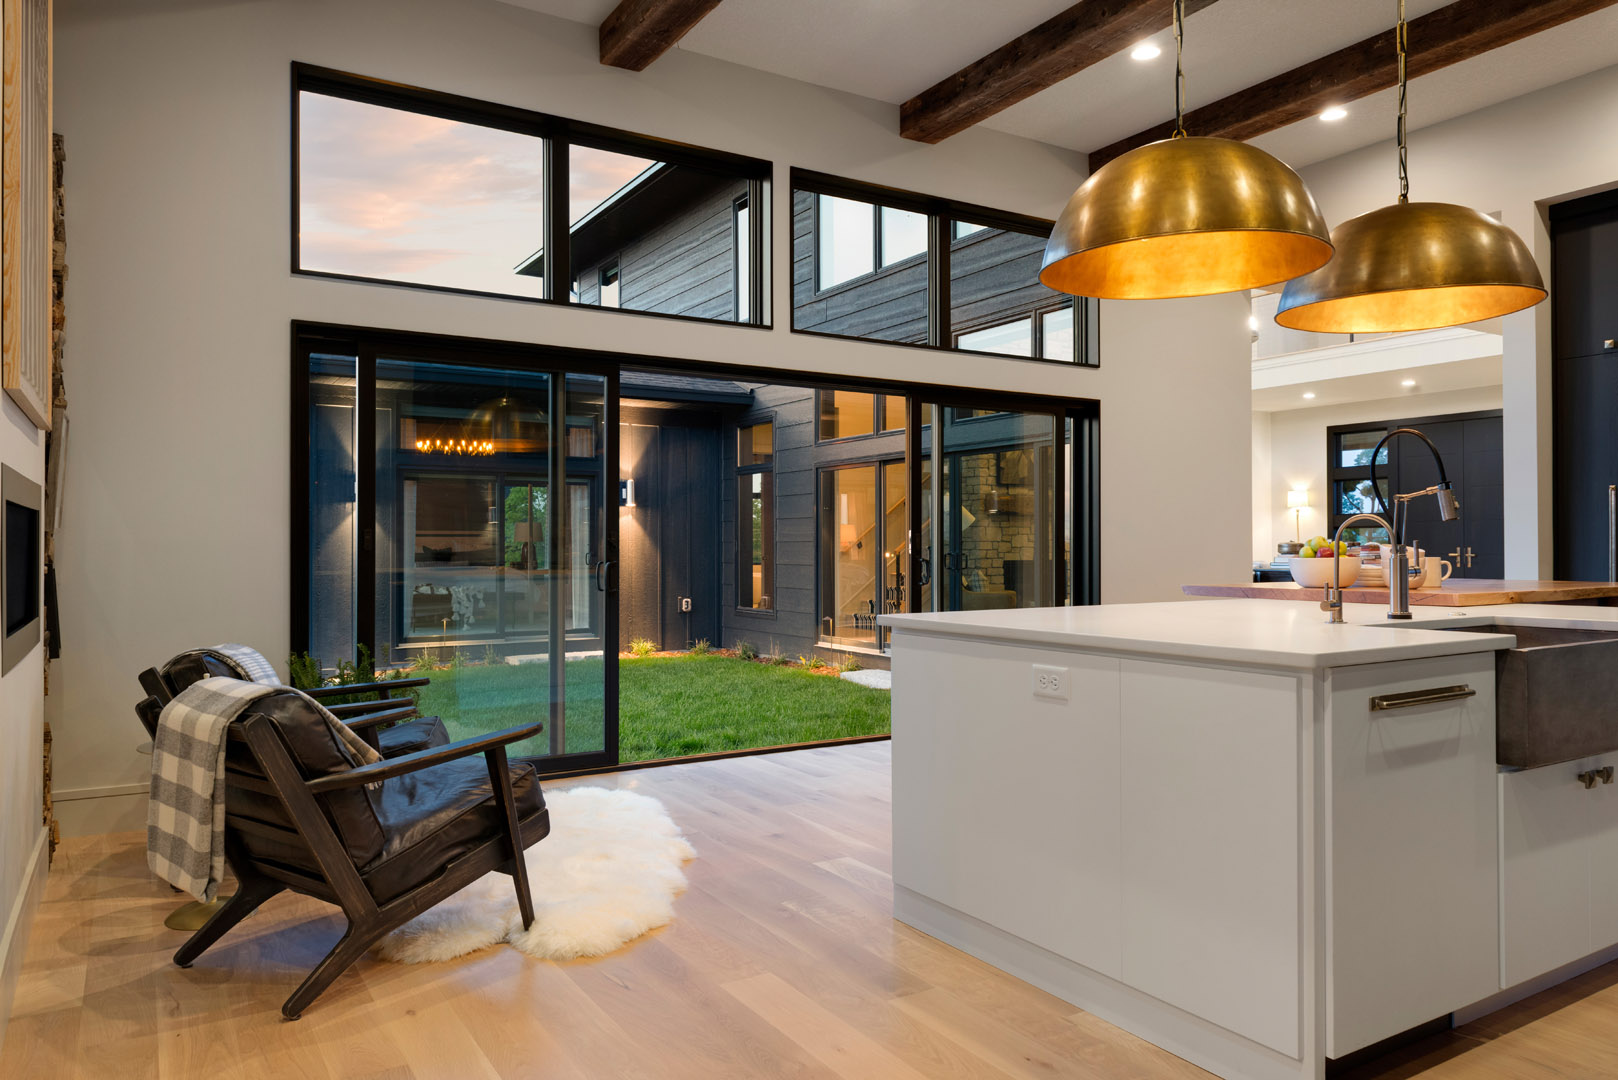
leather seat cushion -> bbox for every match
[359,757,549,904]
[377,716,450,758]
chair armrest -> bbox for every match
[325,698,418,719]
[304,677,430,699]
[305,721,545,792]
[340,704,419,732]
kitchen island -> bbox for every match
[881,600,1618,1080]
[1183,578,1618,605]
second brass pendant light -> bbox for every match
[1040,0,1333,299]
[1275,0,1546,331]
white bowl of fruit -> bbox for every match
[1289,538,1360,588]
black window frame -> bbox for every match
[810,194,931,295]
[732,194,751,323]
[814,389,908,444]
[736,417,776,613]
[792,169,1100,367]
[292,63,772,329]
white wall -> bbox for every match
[1251,411,1273,563]
[1254,386,1505,555]
[1298,62,1618,577]
[49,0,1253,830]
[0,394,46,1047]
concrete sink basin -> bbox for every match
[1427,623,1618,768]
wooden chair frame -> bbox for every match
[135,692,545,1019]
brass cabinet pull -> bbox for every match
[1369,685,1476,711]
[1576,767,1614,790]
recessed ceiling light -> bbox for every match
[1303,392,1316,400]
[1130,42,1161,61]
[1320,106,1349,123]
[1401,378,1416,387]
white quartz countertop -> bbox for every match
[880,599,1618,670]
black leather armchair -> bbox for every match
[134,688,549,1018]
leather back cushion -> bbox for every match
[240,691,387,869]
[163,650,241,692]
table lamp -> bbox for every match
[1287,489,1309,540]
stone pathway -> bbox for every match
[839,669,892,690]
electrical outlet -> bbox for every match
[1033,664,1069,702]
[680,597,693,613]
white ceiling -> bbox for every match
[496,0,1618,168]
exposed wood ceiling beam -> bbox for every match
[1089,0,1618,170]
[599,0,724,72]
[900,0,1224,144]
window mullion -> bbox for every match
[928,215,950,348]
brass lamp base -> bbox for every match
[164,895,232,931]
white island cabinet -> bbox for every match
[884,600,1509,1080]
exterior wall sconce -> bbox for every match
[620,478,636,507]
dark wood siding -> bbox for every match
[719,384,903,665]
[790,190,928,343]
[576,176,746,321]
[949,227,1067,342]
[790,190,1073,354]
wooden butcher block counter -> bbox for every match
[1182,580,1618,606]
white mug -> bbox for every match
[1417,553,1454,588]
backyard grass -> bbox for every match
[412,653,890,764]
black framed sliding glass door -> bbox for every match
[295,335,618,774]
[909,399,1070,615]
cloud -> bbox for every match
[298,92,656,290]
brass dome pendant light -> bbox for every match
[1275,0,1545,332]
[1039,0,1333,299]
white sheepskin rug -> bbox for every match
[373,786,696,964]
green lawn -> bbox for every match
[411,654,890,764]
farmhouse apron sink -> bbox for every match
[1426,623,1618,768]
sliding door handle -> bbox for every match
[595,560,615,593]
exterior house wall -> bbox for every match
[576,174,748,320]
[789,191,1072,351]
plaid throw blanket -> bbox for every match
[147,677,381,902]
[200,643,281,685]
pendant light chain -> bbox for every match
[1171,0,1188,138]
[1396,0,1408,203]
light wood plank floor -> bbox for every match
[4,743,1618,1079]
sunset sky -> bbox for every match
[298,92,652,297]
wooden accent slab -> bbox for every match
[899,0,1223,144]
[599,0,724,72]
[1182,580,1618,606]
[1090,0,1618,170]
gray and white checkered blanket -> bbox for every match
[146,677,381,902]
[198,643,281,685]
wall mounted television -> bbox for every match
[2,464,42,675]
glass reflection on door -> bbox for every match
[928,406,1058,613]
[501,480,548,636]
[370,358,614,767]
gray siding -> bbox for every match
[577,176,747,321]
[790,190,1078,358]
[718,385,903,666]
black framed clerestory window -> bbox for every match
[791,169,1099,366]
[292,63,771,328]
